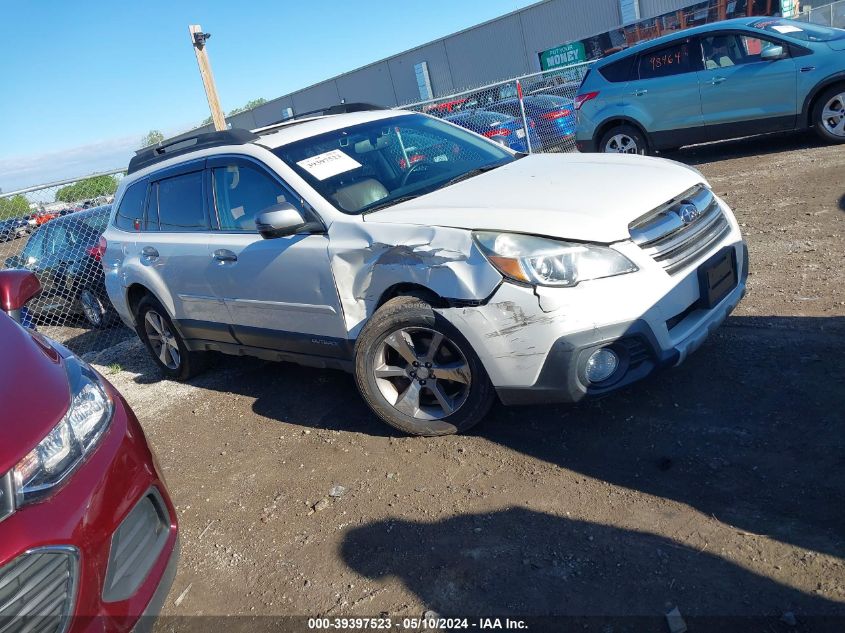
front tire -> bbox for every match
[813,85,845,143]
[599,124,649,155]
[354,296,495,436]
[136,295,207,381]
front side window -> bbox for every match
[637,41,696,79]
[212,163,294,231]
[273,114,515,215]
[701,34,787,69]
[151,171,207,232]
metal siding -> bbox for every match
[251,97,295,128]
[289,81,342,114]
[520,0,622,55]
[389,42,454,104]
[443,14,531,88]
[335,62,398,107]
[227,109,257,131]
[639,0,700,19]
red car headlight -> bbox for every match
[10,357,113,507]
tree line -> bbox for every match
[0,174,120,221]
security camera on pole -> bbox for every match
[189,24,227,132]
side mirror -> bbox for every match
[0,270,42,323]
[761,45,785,61]
[255,203,320,239]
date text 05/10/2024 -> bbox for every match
[307,617,529,630]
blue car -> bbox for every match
[485,94,576,150]
[445,109,541,153]
[575,17,845,154]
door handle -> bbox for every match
[632,89,648,96]
[140,246,159,261]
[800,66,816,73]
[213,249,238,263]
[711,76,727,85]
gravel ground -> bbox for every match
[80,132,844,630]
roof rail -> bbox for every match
[127,128,260,174]
[253,102,388,136]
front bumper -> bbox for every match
[438,230,748,405]
[0,385,179,633]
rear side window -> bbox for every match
[600,57,636,83]
[637,42,696,80]
[113,181,147,231]
[150,171,207,232]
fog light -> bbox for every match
[585,348,619,383]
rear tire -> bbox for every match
[136,295,207,381]
[78,288,114,329]
[599,124,650,155]
[812,84,845,144]
[354,295,495,436]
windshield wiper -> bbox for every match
[441,161,508,189]
[361,194,421,215]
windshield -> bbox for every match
[273,114,515,214]
[751,18,845,42]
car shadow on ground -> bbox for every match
[660,131,826,165]
[473,315,845,561]
[71,314,845,558]
[341,507,845,629]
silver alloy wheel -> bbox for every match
[605,134,638,153]
[821,92,845,138]
[373,326,471,421]
[79,290,103,327]
[144,310,181,370]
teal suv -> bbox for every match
[575,18,845,154]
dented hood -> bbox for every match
[365,153,706,243]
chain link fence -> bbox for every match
[796,0,845,27]
[401,62,593,155]
[0,169,137,358]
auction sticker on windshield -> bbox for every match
[297,149,362,180]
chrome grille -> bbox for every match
[629,185,731,275]
[0,548,77,633]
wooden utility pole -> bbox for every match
[189,24,227,131]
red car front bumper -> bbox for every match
[0,384,178,633]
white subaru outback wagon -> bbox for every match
[102,104,747,436]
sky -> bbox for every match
[0,0,537,193]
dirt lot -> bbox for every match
[83,133,844,631]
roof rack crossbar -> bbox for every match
[253,102,389,136]
[127,128,260,175]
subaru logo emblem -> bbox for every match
[677,203,700,224]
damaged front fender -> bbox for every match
[328,221,502,336]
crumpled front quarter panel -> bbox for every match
[328,221,502,336]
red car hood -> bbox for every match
[0,315,69,473]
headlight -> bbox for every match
[473,231,637,287]
[12,357,113,506]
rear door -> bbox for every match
[698,31,798,138]
[204,156,347,357]
[629,37,707,148]
[140,162,234,343]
